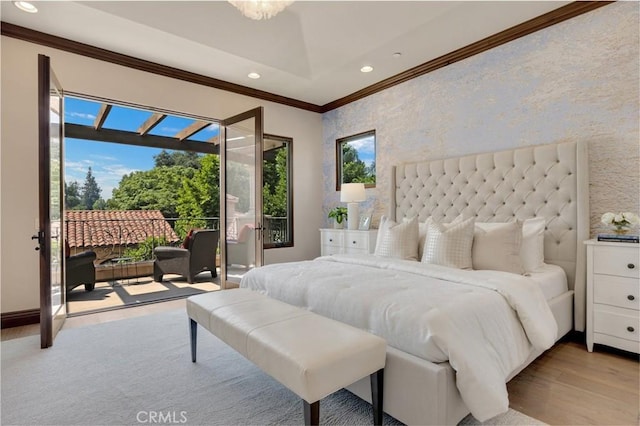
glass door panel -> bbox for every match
[221,108,263,288]
[38,54,66,348]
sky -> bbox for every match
[64,96,375,198]
[64,97,219,198]
[346,135,375,167]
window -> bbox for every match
[263,135,293,249]
[336,130,376,191]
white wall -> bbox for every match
[0,37,323,313]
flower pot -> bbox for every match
[333,220,344,229]
[613,227,630,235]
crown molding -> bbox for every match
[0,21,323,113]
[1,1,613,114]
[321,1,613,112]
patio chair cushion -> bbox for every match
[155,246,190,259]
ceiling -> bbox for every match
[1,1,572,107]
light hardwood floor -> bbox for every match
[2,300,638,425]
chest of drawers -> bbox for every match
[320,228,377,256]
[585,240,639,354]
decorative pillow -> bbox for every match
[237,224,254,243]
[182,229,196,249]
[521,218,546,272]
[374,216,419,260]
[422,216,475,269]
[475,218,546,273]
[472,221,524,274]
[417,218,430,260]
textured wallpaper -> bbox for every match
[322,2,639,237]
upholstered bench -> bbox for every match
[187,289,387,425]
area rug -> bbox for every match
[1,309,545,425]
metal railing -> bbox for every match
[64,215,289,264]
[64,217,219,263]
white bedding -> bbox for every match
[240,254,558,421]
[528,263,568,300]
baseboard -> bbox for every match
[1,309,40,329]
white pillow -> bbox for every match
[374,216,419,260]
[475,218,546,273]
[472,221,524,274]
[521,218,546,272]
[422,216,475,269]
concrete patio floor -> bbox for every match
[66,272,221,315]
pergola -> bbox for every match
[65,101,221,155]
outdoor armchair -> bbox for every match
[153,229,219,284]
[66,250,97,293]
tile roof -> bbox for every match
[65,210,180,248]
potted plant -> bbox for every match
[328,207,348,229]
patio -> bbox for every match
[66,271,221,315]
[63,211,275,315]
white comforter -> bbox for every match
[240,254,558,421]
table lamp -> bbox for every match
[340,183,366,230]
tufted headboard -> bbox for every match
[390,142,589,331]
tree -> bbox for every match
[342,144,375,184]
[176,154,221,235]
[154,150,201,169]
[65,180,83,210]
[92,198,107,210]
[263,148,288,217]
[81,167,102,210]
[108,166,196,218]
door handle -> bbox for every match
[32,231,45,251]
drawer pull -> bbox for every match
[627,326,635,333]
[628,263,636,269]
[352,241,356,244]
[329,239,333,242]
[628,295,636,301]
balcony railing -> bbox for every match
[64,215,289,264]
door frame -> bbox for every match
[38,54,66,348]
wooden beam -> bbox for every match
[93,103,112,130]
[66,123,219,155]
[137,112,166,136]
[175,120,211,141]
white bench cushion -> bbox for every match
[187,289,386,403]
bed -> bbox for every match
[241,141,589,425]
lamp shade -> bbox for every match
[340,183,366,203]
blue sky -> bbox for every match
[346,135,375,167]
[64,97,219,198]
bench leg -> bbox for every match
[189,318,197,363]
[371,368,384,426]
[303,400,319,426]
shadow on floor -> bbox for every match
[66,272,221,316]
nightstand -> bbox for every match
[584,240,639,354]
[320,228,377,256]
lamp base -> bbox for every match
[347,203,359,230]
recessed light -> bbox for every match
[13,1,38,13]
[392,52,402,58]
[360,65,373,73]
[248,72,261,79]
